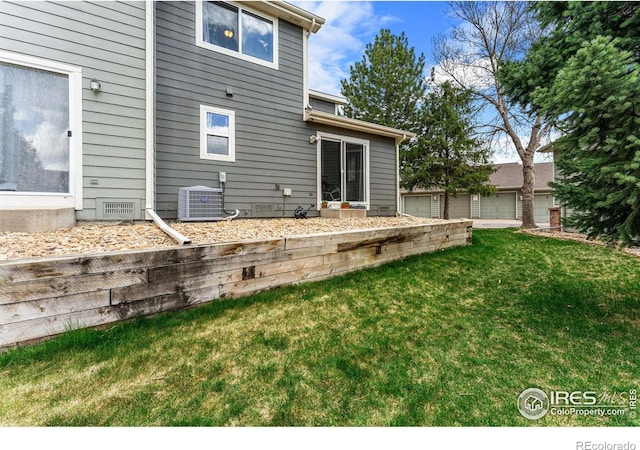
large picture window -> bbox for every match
[200,105,235,162]
[0,59,73,194]
[198,1,278,69]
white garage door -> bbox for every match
[534,193,554,224]
[481,192,516,219]
[440,194,470,219]
[404,196,431,218]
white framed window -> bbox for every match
[196,1,279,70]
[200,105,235,162]
[0,50,82,208]
[317,132,370,209]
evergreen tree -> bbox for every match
[545,37,640,244]
[340,29,426,131]
[502,2,640,244]
[402,82,495,220]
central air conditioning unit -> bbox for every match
[178,186,224,221]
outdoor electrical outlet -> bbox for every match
[283,188,292,197]
[219,172,226,183]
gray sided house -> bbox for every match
[401,162,555,224]
[0,1,149,231]
[0,1,413,232]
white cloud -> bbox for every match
[292,1,399,95]
[429,56,495,92]
[28,120,69,171]
[489,134,554,164]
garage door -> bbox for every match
[404,196,431,218]
[534,193,554,224]
[439,194,470,219]
[481,192,516,219]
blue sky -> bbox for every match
[293,1,452,96]
[292,1,550,164]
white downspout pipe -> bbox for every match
[146,208,191,245]
[142,3,190,245]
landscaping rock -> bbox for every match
[0,216,444,261]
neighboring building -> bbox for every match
[401,162,555,223]
[0,1,413,231]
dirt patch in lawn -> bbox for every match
[0,216,445,261]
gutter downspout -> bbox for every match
[146,208,191,245]
[144,1,156,220]
[396,134,407,217]
[143,2,190,246]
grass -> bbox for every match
[1,229,639,426]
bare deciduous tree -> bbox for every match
[433,1,551,228]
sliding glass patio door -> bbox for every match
[320,136,368,207]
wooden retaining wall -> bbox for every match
[0,220,472,349]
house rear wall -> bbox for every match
[154,1,397,219]
[0,1,148,220]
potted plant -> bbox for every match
[341,201,350,209]
[321,201,328,209]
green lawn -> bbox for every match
[1,229,639,426]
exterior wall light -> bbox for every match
[90,78,102,92]
[309,135,318,144]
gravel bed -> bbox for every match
[0,216,444,261]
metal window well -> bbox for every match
[178,186,224,221]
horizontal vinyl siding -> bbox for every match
[155,1,397,219]
[0,1,148,220]
[155,1,309,218]
[309,97,336,114]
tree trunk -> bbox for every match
[521,154,536,229]
[443,192,450,220]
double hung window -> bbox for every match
[200,105,235,162]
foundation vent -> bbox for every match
[97,199,138,220]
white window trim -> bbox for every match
[0,50,83,210]
[200,105,235,162]
[316,132,370,210]
[195,1,279,70]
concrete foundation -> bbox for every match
[0,208,76,232]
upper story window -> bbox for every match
[197,1,278,69]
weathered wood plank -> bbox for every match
[0,291,110,325]
[284,225,433,250]
[147,245,325,283]
[0,301,118,348]
[255,255,325,278]
[0,269,147,305]
[0,238,285,284]
[110,268,241,305]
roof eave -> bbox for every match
[304,109,415,145]
[247,1,325,33]
[309,89,347,105]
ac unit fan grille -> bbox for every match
[178,186,225,221]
